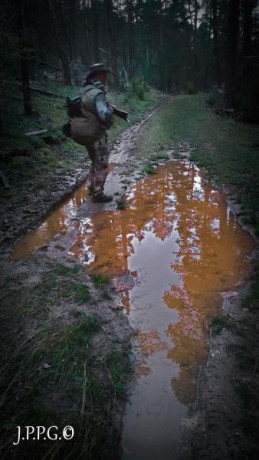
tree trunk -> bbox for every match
[47,0,71,85]
[20,55,32,115]
[193,0,199,88]
[59,1,73,61]
[243,0,257,56]
[19,0,32,115]
[105,0,119,87]
[83,24,91,67]
[91,2,100,62]
[212,0,221,86]
[158,0,166,90]
[68,0,77,59]
[126,0,134,78]
[225,0,240,106]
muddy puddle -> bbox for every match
[8,163,116,261]
[9,160,256,459]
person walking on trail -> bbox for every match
[71,63,115,203]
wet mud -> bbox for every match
[9,159,256,459]
[0,162,88,258]
[1,104,157,259]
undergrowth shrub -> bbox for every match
[236,65,259,123]
[131,77,146,100]
[185,81,197,95]
[206,87,226,113]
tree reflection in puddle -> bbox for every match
[10,159,256,458]
[69,160,255,458]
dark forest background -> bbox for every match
[1,0,259,121]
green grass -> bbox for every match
[51,263,81,277]
[136,93,259,229]
[143,162,156,174]
[64,283,91,303]
[0,82,161,197]
[150,152,169,161]
[62,138,86,156]
[38,267,91,306]
[0,262,91,322]
[0,313,130,458]
[210,314,233,334]
[108,87,162,143]
[105,349,132,394]
[117,199,126,210]
[0,84,67,156]
[0,257,132,459]
[92,273,111,286]
[86,271,112,296]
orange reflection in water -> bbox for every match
[70,165,178,273]
[70,161,255,405]
[9,183,89,261]
[9,160,256,409]
[137,331,169,355]
[9,163,117,262]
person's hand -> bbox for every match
[106,101,116,113]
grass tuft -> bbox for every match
[143,163,156,175]
[92,273,111,286]
[210,314,233,334]
[150,152,169,161]
[117,200,126,210]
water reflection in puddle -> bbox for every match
[69,160,255,458]
[9,163,117,262]
[9,183,89,261]
[10,160,256,459]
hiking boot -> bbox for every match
[92,194,113,203]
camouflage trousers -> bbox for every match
[85,133,109,196]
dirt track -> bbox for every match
[0,104,166,459]
[0,103,161,259]
[1,100,258,459]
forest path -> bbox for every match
[5,96,258,459]
[7,96,169,261]
[1,96,167,261]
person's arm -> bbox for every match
[95,93,115,122]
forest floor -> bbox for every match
[1,89,259,459]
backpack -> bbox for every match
[66,96,83,118]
